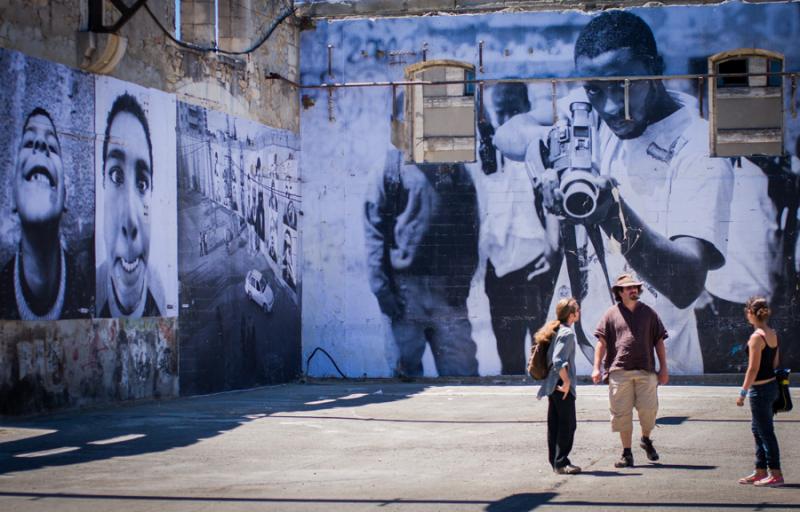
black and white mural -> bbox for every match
[0,46,300,411]
[299,2,800,376]
[0,50,181,413]
[177,102,301,394]
[94,77,178,318]
[0,49,95,320]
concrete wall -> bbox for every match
[0,0,301,414]
[299,1,800,378]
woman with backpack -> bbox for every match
[736,296,784,487]
[536,297,581,475]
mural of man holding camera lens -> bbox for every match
[497,11,734,374]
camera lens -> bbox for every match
[560,172,598,219]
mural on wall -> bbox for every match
[0,49,179,414]
[177,102,301,395]
[300,2,800,377]
[0,49,95,320]
[95,77,178,318]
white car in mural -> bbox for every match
[245,270,274,313]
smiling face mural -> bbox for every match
[0,51,94,321]
[94,78,177,319]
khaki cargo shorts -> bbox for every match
[608,369,658,433]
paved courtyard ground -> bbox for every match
[0,381,798,511]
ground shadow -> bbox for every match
[485,493,558,512]
[642,463,716,470]
[0,382,422,476]
[656,416,689,425]
[578,470,642,477]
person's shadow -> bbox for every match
[486,492,557,512]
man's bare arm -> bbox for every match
[599,193,715,309]
[655,337,669,385]
[493,113,551,162]
[592,337,606,384]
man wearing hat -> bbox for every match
[592,272,669,468]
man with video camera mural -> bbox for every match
[496,11,735,374]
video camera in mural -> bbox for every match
[537,101,599,221]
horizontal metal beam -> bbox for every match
[294,0,739,20]
[266,70,800,90]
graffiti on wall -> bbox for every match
[177,102,301,395]
[299,2,800,377]
[0,318,178,414]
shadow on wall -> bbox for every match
[0,383,417,476]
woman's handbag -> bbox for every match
[773,368,792,414]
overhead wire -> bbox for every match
[143,0,295,56]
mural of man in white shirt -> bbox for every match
[496,11,734,374]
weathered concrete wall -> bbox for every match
[0,0,299,131]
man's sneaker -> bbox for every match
[554,464,582,475]
[754,474,785,487]
[614,452,634,468]
[738,471,767,485]
[640,436,660,462]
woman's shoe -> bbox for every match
[754,474,784,487]
[554,464,582,475]
[738,471,767,484]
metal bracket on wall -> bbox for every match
[624,79,631,121]
[88,0,147,34]
[78,31,127,74]
[327,88,335,122]
[697,76,704,119]
[478,40,484,73]
[327,44,334,78]
[479,81,485,122]
[391,84,397,120]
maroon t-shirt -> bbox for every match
[594,301,668,375]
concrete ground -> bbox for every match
[0,381,798,512]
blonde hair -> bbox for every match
[534,298,579,345]
[745,296,771,322]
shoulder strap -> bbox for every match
[562,224,596,365]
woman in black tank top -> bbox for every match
[735,297,783,487]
